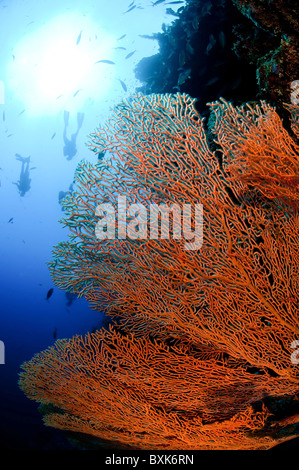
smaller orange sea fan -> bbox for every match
[19,327,294,450]
[209,98,299,207]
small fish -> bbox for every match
[12,54,15,61]
[205,34,216,55]
[53,327,57,339]
[202,0,212,15]
[123,4,136,13]
[166,7,179,16]
[8,217,14,224]
[46,288,54,301]
[7,134,13,137]
[177,68,191,86]
[113,46,127,50]
[97,150,106,160]
[76,30,82,45]
[205,76,219,87]
[179,50,185,67]
[166,1,184,4]
[192,16,199,30]
[118,79,127,92]
[117,34,127,40]
[153,0,166,5]
[94,59,115,64]
[125,50,136,59]
[73,89,81,97]
[65,292,77,307]
[51,132,56,139]
[138,34,155,40]
[186,41,194,55]
[19,109,25,115]
[2,111,5,121]
[56,95,63,100]
[30,167,37,170]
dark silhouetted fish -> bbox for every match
[117,34,127,40]
[59,183,74,210]
[8,217,14,224]
[153,0,166,5]
[65,291,77,307]
[53,327,57,339]
[205,33,216,55]
[97,150,106,160]
[46,288,54,300]
[113,46,127,50]
[125,50,136,59]
[166,7,179,15]
[51,132,56,139]
[73,89,81,97]
[205,76,219,87]
[94,59,115,64]
[124,4,136,13]
[202,0,212,15]
[177,68,191,86]
[76,30,82,45]
[118,79,127,92]
[19,109,25,115]
[139,34,155,39]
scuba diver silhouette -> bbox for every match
[14,154,31,196]
[63,110,85,160]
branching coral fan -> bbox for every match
[19,93,299,450]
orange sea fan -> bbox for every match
[209,98,299,206]
[49,94,299,380]
[20,93,299,449]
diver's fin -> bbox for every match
[15,153,30,163]
[77,112,85,128]
[63,110,70,126]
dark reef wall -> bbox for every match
[135,0,298,117]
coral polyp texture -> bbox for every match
[19,93,299,449]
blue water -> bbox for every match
[0,0,182,449]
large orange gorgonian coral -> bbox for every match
[20,93,299,449]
